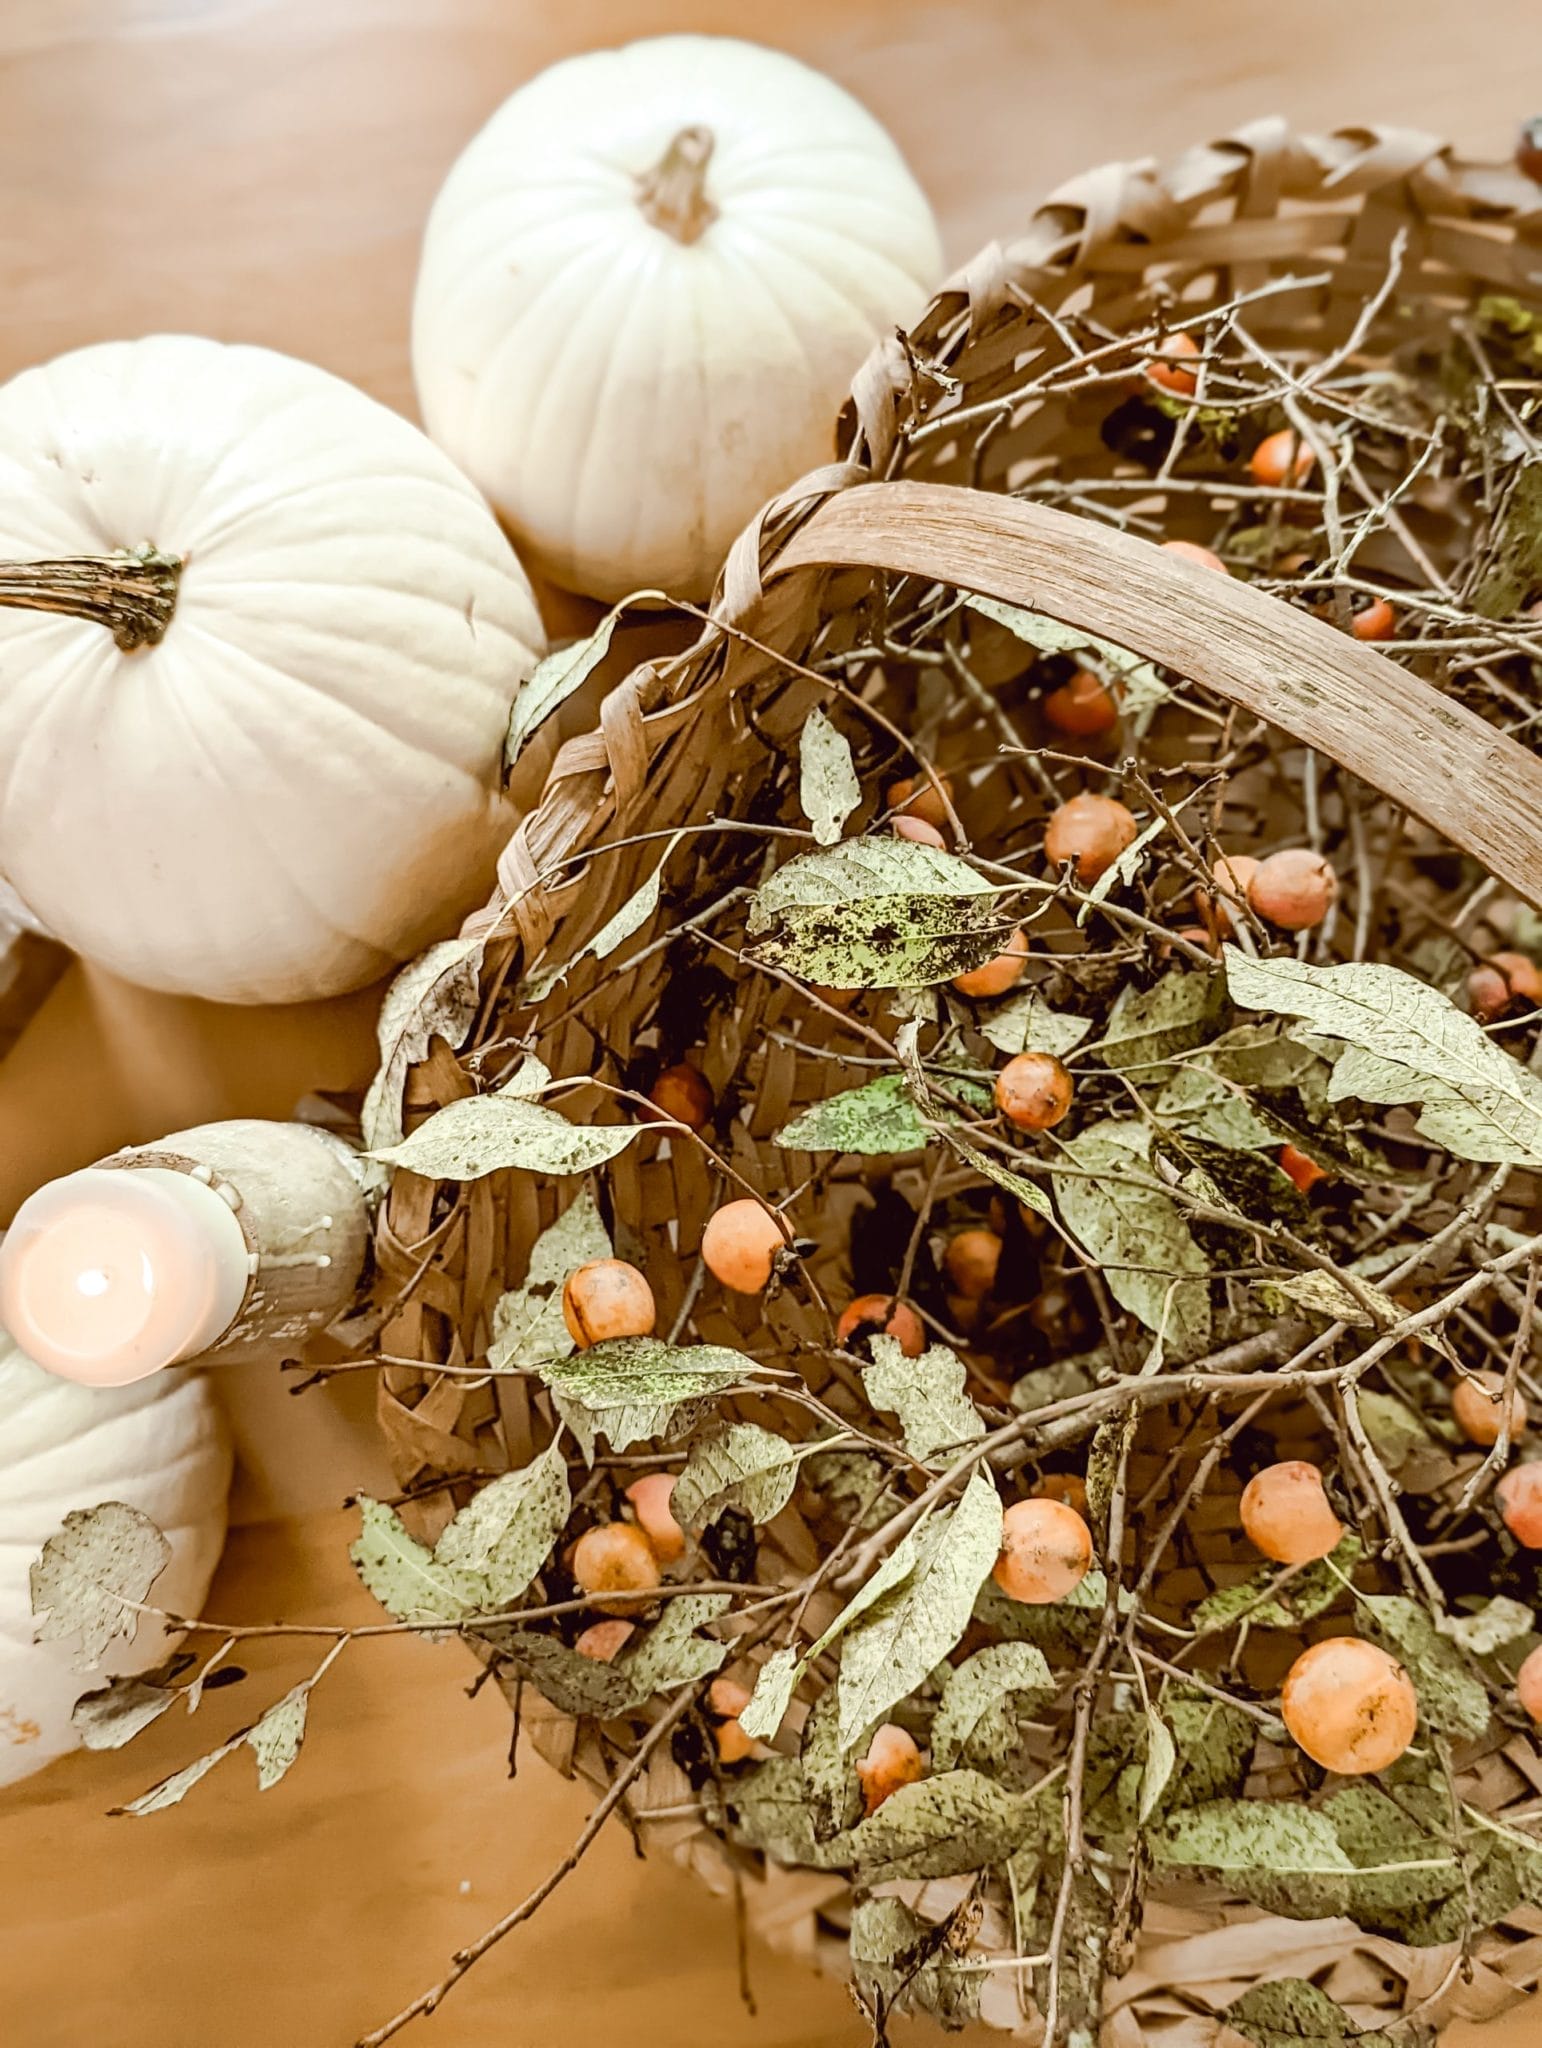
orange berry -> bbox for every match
[995,1051,1074,1132]
[943,1227,1003,1300]
[574,1619,634,1662]
[1249,429,1316,488]
[648,1062,713,1130]
[1239,1460,1344,1565]
[1161,538,1228,574]
[1451,1369,1528,1449]
[993,1496,1094,1604]
[572,1521,662,1615]
[1037,1471,1089,1517]
[1160,923,1219,962]
[836,1294,926,1357]
[1143,329,1201,396]
[1280,1637,1418,1775]
[810,984,860,1011]
[1044,791,1139,883]
[1490,951,1542,1005]
[625,1472,687,1562]
[1043,669,1119,737]
[707,1676,758,1764]
[1517,118,1542,184]
[1498,1464,1542,1546]
[1278,1144,1328,1195]
[892,813,946,848]
[887,772,953,830]
[952,928,1030,999]
[701,1198,786,1293]
[1247,848,1337,931]
[562,1260,657,1348]
[709,1676,751,1716]
[1469,963,1514,1021]
[1350,596,1397,643]
[1517,1642,1542,1722]
[855,1723,925,1814]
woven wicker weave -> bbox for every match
[366,123,1542,2043]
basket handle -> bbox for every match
[766,480,1542,909]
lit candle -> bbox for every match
[0,1120,369,1387]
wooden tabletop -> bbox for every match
[1,2,1538,2043]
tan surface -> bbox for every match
[0,1,1538,2043]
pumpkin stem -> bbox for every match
[636,126,717,245]
[0,548,182,652]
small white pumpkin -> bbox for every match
[0,1329,232,1786]
[0,336,545,1004]
[412,34,943,601]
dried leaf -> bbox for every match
[750,895,1007,989]
[1164,1690,1259,1808]
[671,1424,814,1529]
[750,837,991,926]
[851,1767,1035,1884]
[1442,1596,1534,1655]
[1096,970,1222,1073]
[1225,948,1542,1168]
[1357,1391,1432,1473]
[942,1132,1053,1219]
[728,1753,856,1869]
[540,1337,751,1460]
[836,1471,1004,1749]
[116,1681,314,1815]
[486,1190,611,1374]
[360,936,485,1156]
[615,1593,732,1702]
[1193,1535,1363,1634]
[736,1646,802,1743]
[741,1474,1003,1744]
[1078,810,1165,924]
[1156,1801,1356,1880]
[492,1594,731,1717]
[1226,1978,1397,2047]
[582,833,686,966]
[350,1497,479,1627]
[432,1444,569,1607]
[774,1074,927,1155]
[979,992,1093,1060]
[371,1092,641,1183]
[116,1742,236,1816]
[485,1631,630,1718]
[1052,1119,1211,1352]
[30,1502,170,1668]
[799,707,861,846]
[1139,1707,1178,1825]
[801,1684,865,1839]
[747,838,1003,988]
[505,595,659,763]
[1272,1269,1401,1330]
[851,1896,982,2030]
[247,1685,309,1791]
[930,1642,1055,1773]
[72,1669,178,1751]
[1360,1594,1491,1739]
[862,1337,986,1465]
[1157,1059,1277,1151]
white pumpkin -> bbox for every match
[0,1329,231,1786]
[0,336,545,1004]
[412,34,943,602]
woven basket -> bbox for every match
[366,122,1542,2044]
